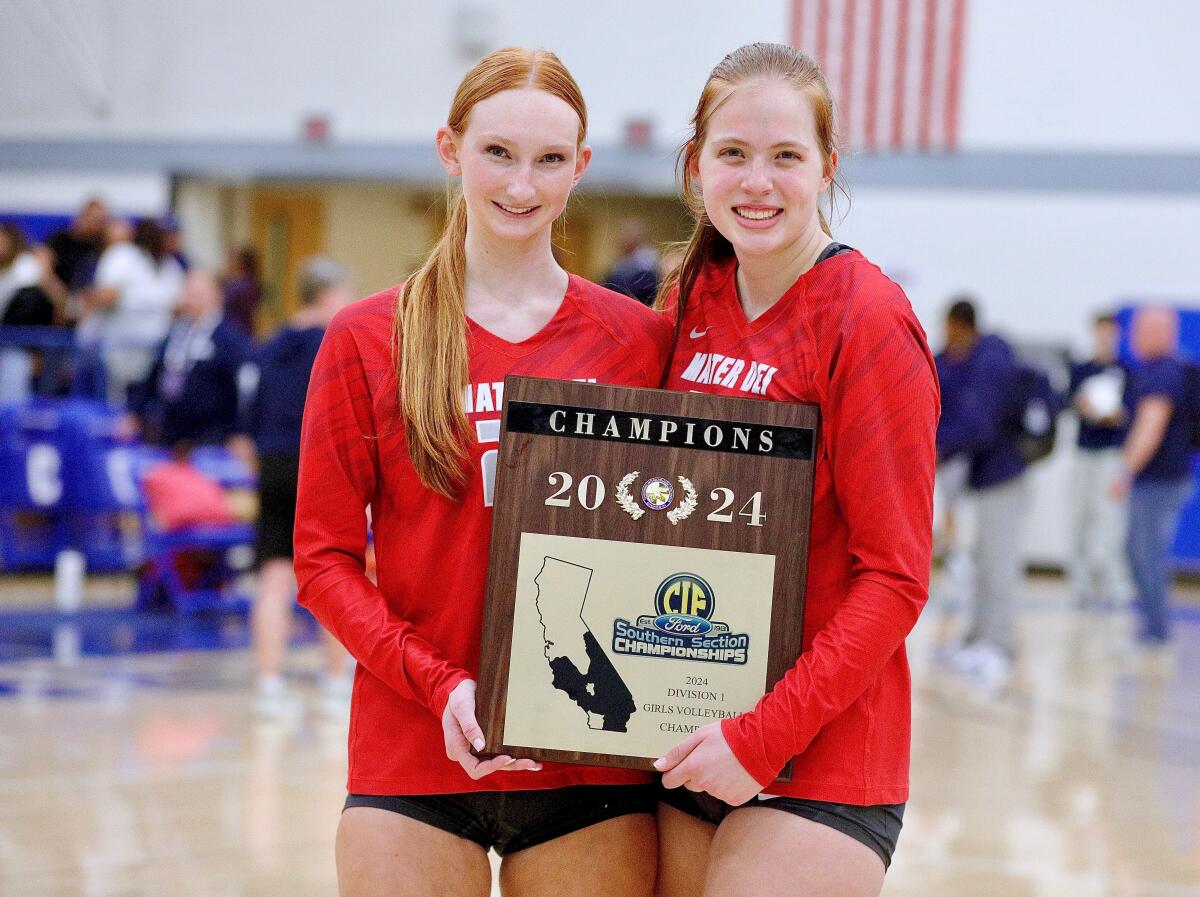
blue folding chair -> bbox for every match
[133,446,257,614]
[56,399,148,572]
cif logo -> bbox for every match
[652,573,715,636]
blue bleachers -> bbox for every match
[0,401,69,569]
[57,399,149,571]
[0,394,256,612]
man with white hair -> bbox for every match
[1112,307,1195,652]
[128,268,252,447]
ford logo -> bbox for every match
[652,614,712,635]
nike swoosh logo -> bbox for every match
[689,327,708,339]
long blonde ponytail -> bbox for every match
[396,195,471,497]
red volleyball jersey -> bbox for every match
[666,251,939,805]
[295,276,671,795]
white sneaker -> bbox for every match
[969,643,1013,695]
[946,642,985,676]
[947,642,1012,695]
[316,672,353,721]
[254,675,303,721]
[932,640,962,669]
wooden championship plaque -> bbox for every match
[477,376,817,777]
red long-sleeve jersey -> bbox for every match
[665,251,939,805]
[295,277,671,795]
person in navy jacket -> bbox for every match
[238,257,353,719]
[128,269,252,448]
[935,298,1027,693]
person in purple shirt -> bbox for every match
[1111,307,1195,651]
[221,245,261,337]
[601,218,660,307]
[127,269,252,447]
[935,298,1027,693]
[1068,313,1130,609]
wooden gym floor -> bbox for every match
[1,573,1197,896]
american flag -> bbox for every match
[789,0,969,153]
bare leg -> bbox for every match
[654,801,716,897]
[322,627,350,677]
[500,813,656,897]
[704,807,885,897]
[316,626,353,718]
[336,806,492,897]
[252,558,296,678]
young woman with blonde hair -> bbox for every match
[653,43,940,897]
[294,47,669,897]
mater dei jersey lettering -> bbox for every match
[462,378,597,415]
[677,352,780,396]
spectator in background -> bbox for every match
[0,223,44,320]
[104,216,133,247]
[139,440,251,609]
[1112,307,1194,655]
[90,218,184,404]
[602,217,660,306]
[0,223,67,401]
[1,222,46,403]
[935,297,1028,693]
[659,243,686,283]
[141,444,239,533]
[930,442,975,646]
[128,269,252,447]
[160,212,190,271]
[45,197,108,297]
[221,245,262,337]
[238,258,353,719]
[0,223,65,324]
[1069,313,1130,609]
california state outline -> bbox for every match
[533,556,636,732]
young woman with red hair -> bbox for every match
[294,47,669,897]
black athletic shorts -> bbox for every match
[658,786,904,869]
[344,783,656,856]
[255,452,300,565]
